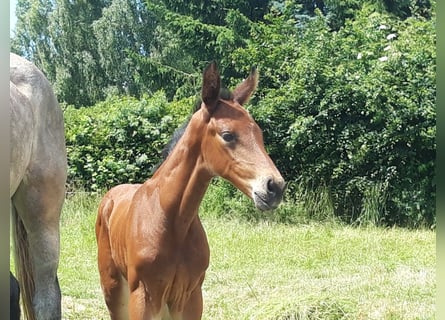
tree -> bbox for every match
[12,0,54,69]
[12,0,110,106]
[12,0,158,106]
[12,0,436,226]
[48,0,110,106]
[156,0,269,25]
[92,0,157,98]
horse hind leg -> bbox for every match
[12,180,64,320]
[96,200,129,320]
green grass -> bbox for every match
[204,221,435,319]
[11,191,435,319]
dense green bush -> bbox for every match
[64,92,192,191]
[230,4,435,227]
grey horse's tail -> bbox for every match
[12,206,37,320]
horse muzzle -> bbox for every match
[252,176,286,211]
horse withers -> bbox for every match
[96,62,285,319]
[10,53,67,320]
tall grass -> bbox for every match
[200,179,338,224]
[358,181,389,227]
[59,192,103,299]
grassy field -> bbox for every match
[12,191,435,319]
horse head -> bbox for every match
[198,62,285,210]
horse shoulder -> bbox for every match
[126,186,167,260]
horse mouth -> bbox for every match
[253,192,278,211]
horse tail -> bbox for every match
[11,206,37,320]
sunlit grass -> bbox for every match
[202,220,435,319]
[11,192,435,319]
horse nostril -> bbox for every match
[266,177,286,198]
[255,177,285,210]
[267,178,278,195]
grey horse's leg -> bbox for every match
[13,176,65,320]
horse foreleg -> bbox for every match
[127,272,165,320]
[184,287,204,320]
[169,283,204,320]
[100,269,129,320]
[128,283,166,320]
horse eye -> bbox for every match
[221,131,235,143]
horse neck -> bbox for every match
[150,117,212,234]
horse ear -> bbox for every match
[201,62,221,113]
[232,66,258,105]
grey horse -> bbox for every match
[10,53,67,320]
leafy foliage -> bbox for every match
[64,92,187,191]
[229,3,436,226]
[13,0,436,226]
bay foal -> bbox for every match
[96,62,285,319]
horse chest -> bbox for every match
[155,236,210,311]
[130,219,210,299]
[133,222,210,276]
[174,226,210,280]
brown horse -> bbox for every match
[96,62,285,319]
[10,53,67,320]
